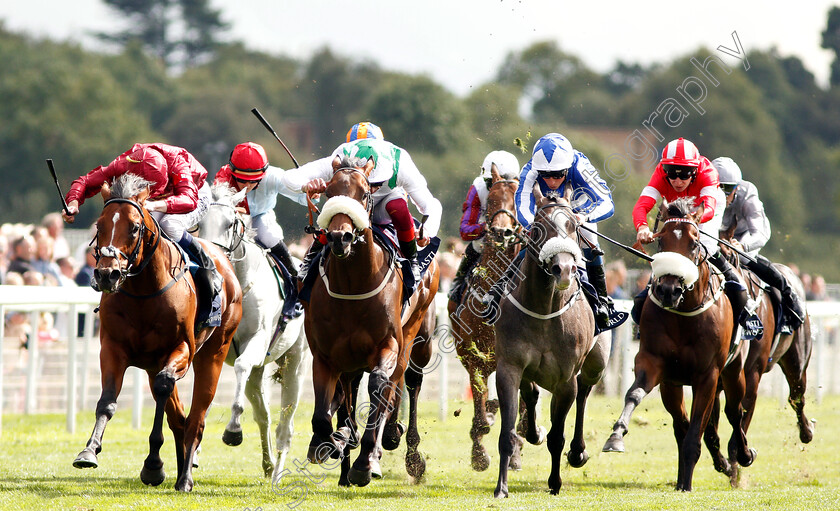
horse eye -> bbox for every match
[131,224,141,236]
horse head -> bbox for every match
[484,164,521,251]
[92,174,156,293]
[530,184,582,290]
[650,197,704,308]
[317,155,374,259]
[200,184,249,256]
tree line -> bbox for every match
[2,4,840,278]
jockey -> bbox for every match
[282,122,442,287]
[713,157,805,328]
[632,138,754,333]
[484,133,627,332]
[213,142,306,277]
[448,150,520,305]
[62,143,219,328]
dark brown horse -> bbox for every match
[72,174,242,492]
[706,224,814,479]
[602,197,755,491]
[302,155,440,487]
[447,166,526,471]
[493,187,610,498]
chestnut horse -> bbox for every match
[447,166,527,471]
[302,155,440,487]
[72,174,242,492]
[602,197,755,491]
[493,187,610,498]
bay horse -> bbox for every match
[493,185,610,498]
[447,165,527,472]
[602,197,756,491]
[73,174,242,492]
[198,184,309,484]
[706,222,814,480]
[302,155,440,487]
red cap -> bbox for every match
[229,142,269,181]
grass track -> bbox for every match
[1,393,838,510]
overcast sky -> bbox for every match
[1,1,836,95]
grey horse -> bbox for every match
[492,186,610,498]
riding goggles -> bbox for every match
[662,164,697,181]
[720,182,738,195]
[537,168,568,180]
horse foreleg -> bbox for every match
[677,374,718,492]
[270,337,309,484]
[404,365,426,481]
[349,364,398,487]
[701,388,732,476]
[222,351,258,447]
[466,361,492,471]
[493,360,523,499]
[140,368,177,487]
[568,333,609,468]
[520,380,545,446]
[720,364,756,471]
[74,351,127,470]
[547,380,577,495]
[603,355,661,453]
[243,364,274,477]
[335,373,362,486]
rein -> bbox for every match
[208,201,248,262]
[507,279,583,320]
[318,252,395,300]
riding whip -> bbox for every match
[46,159,70,215]
[251,107,300,168]
[577,224,653,262]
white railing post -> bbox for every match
[66,304,80,433]
[80,309,95,411]
[0,304,4,433]
[24,310,40,415]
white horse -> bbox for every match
[199,184,309,483]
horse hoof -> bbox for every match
[602,434,625,453]
[73,450,98,469]
[140,466,166,486]
[800,422,814,444]
[370,459,383,479]
[192,453,199,468]
[348,467,372,487]
[175,477,194,492]
[527,425,547,446]
[222,429,243,446]
[739,447,757,467]
[471,444,490,472]
[406,451,426,480]
[567,449,589,468]
[382,422,406,451]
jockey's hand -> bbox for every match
[729,239,744,252]
[304,178,328,199]
[417,236,430,248]
[234,206,247,214]
[574,212,587,224]
[62,200,79,223]
[143,200,167,213]
[636,225,655,245]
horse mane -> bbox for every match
[338,154,369,170]
[209,183,257,241]
[110,173,154,200]
[664,197,695,218]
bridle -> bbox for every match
[485,179,525,248]
[92,197,187,298]
[207,201,248,262]
[319,166,374,245]
[530,201,581,276]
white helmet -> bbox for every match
[711,157,742,184]
[481,150,520,180]
[531,133,574,172]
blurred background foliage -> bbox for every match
[3,5,840,278]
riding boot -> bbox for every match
[746,255,805,328]
[297,239,324,282]
[399,238,422,285]
[448,242,481,304]
[178,233,217,328]
[585,261,614,330]
[482,250,525,309]
[710,251,751,329]
[270,240,298,278]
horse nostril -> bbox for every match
[108,269,121,284]
[325,232,335,243]
[504,229,513,237]
[342,232,353,244]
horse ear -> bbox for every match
[232,187,248,205]
[100,181,112,201]
[563,183,574,203]
[331,156,342,172]
[364,157,375,177]
[136,186,150,205]
[532,182,545,205]
[490,163,501,183]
